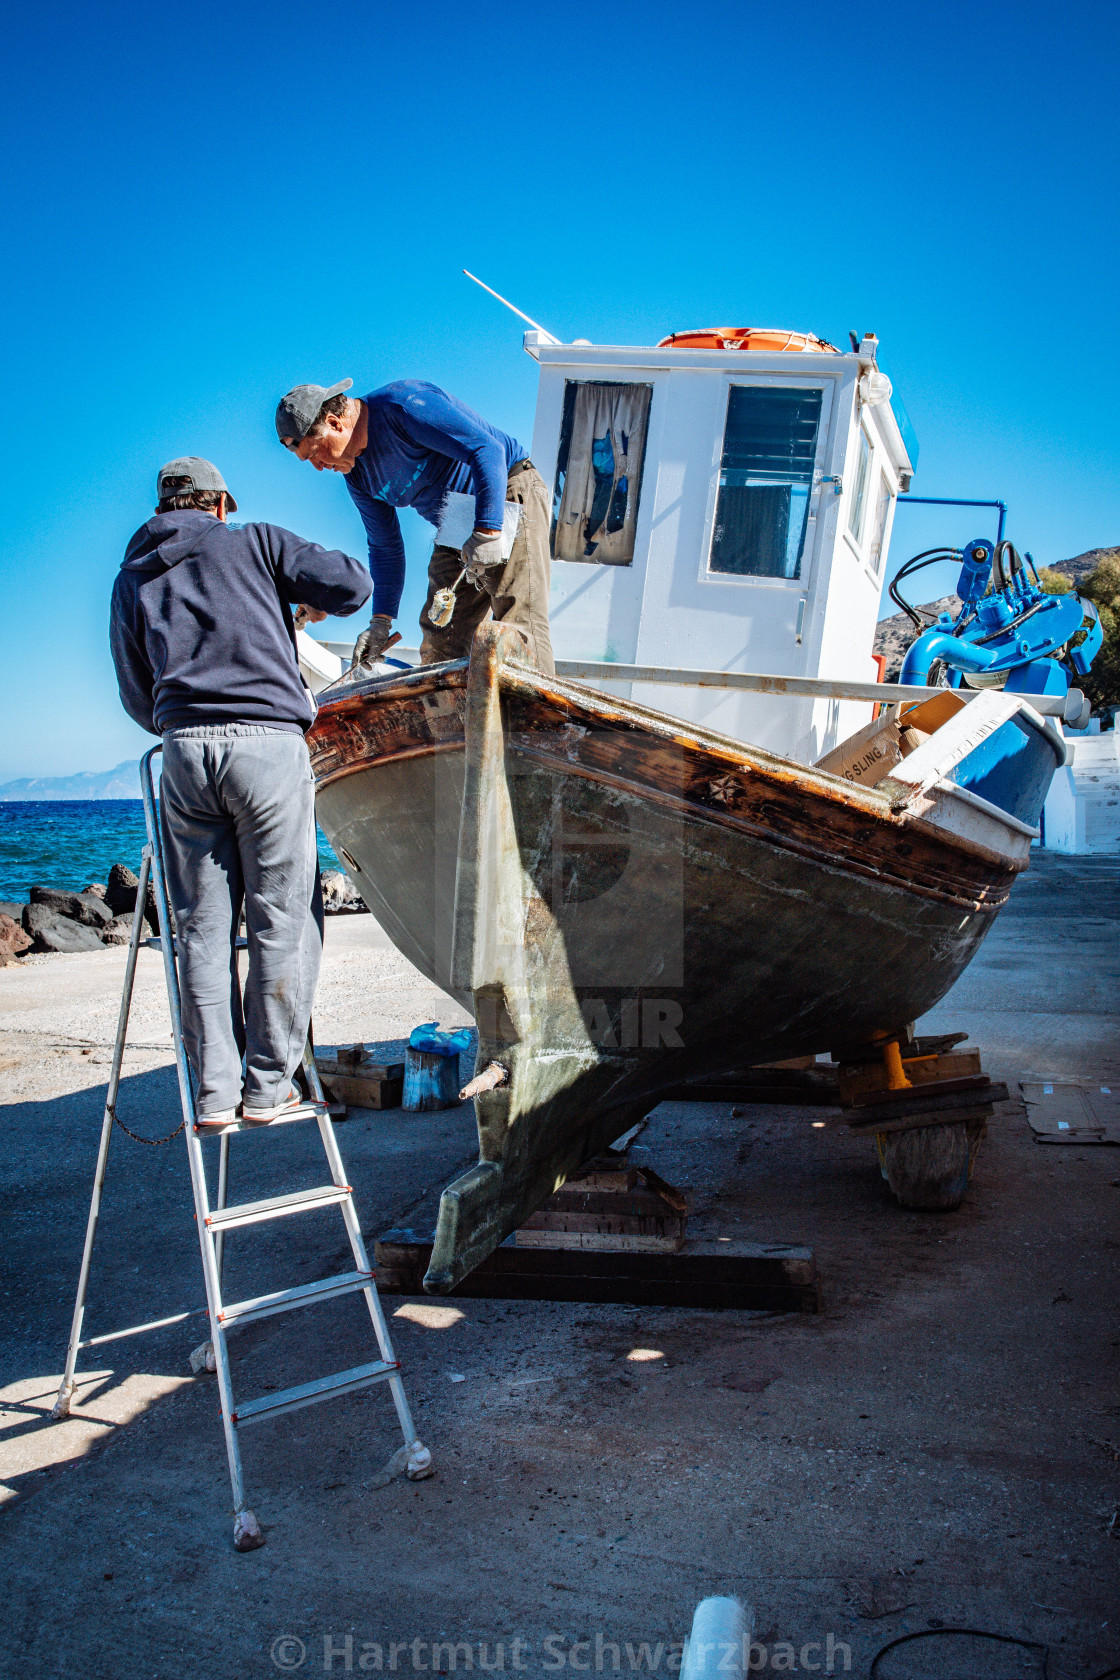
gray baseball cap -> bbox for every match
[156,456,238,513]
[275,379,354,446]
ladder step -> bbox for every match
[232,1359,399,1427]
[193,1101,326,1137]
[217,1270,374,1327]
[205,1183,351,1231]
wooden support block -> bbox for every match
[374,1228,820,1312]
[845,1081,1007,1127]
[316,1047,404,1110]
[517,1174,687,1252]
[838,1049,983,1105]
[846,1104,993,1138]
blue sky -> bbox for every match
[0,0,1116,780]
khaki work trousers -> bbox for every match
[419,460,554,674]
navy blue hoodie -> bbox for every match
[110,511,371,735]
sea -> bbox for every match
[0,801,341,905]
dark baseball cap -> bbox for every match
[275,379,354,446]
[156,457,237,513]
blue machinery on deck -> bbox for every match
[897,537,1102,709]
[889,535,1103,829]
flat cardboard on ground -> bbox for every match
[1020,1077,1120,1143]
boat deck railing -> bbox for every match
[314,641,1075,721]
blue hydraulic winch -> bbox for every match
[895,538,1102,729]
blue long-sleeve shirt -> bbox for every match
[344,381,526,617]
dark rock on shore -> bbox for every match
[104,862,159,933]
[321,869,368,914]
[0,912,32,965]
[0,861,159,959]
[29,885,113,929]
[22,903,105,954]
[105,863,140,915]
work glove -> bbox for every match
[350,613,395,670]
[462,528,504,584]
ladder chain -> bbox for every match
[111,1110,186,1147]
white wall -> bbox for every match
[1043,731,1120,853]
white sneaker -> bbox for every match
[195,1107,239,1131]
[241,1090,318,1126]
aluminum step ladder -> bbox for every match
[53,744,431,1551]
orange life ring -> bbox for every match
[656,328,840,353]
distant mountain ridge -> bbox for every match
[1043,545,1119,586]
[0,761,141,802]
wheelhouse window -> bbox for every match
[847,424,872,546]
[867,471,893,576]
[552,381,652,565]
[709,385,823,580]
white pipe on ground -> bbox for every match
[681,1597,754,1680]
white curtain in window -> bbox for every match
[554,383,651,564]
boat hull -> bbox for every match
[310,627,1047,1290]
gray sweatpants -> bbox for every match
[160,725,323,1116]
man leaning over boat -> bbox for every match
[109,457,372,1128]
[275,377,554,674]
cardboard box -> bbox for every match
[815,689,967,789]
[815,713,904,787]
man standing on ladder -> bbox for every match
[110,457,372,1128]
[274,377,554,673]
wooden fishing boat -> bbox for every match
[308,622,1064,1293]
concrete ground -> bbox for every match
[1,855,1118,1678]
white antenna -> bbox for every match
[462,270,561,345]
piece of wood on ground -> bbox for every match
[516,1168,688,1252]
[315,1045,404,1110]
[1020,1079,1120,1144]
[877,1120,984,1210]
[845,1078,1007,1126]
[374,1228,820,1312]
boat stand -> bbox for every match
[52,745,432,1551]
[377,1135,820,1312]
[699,1036,1007,1211]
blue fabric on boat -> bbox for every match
[409,1021,474,1057]
[344,381,526,618]
[110,510,370,735]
